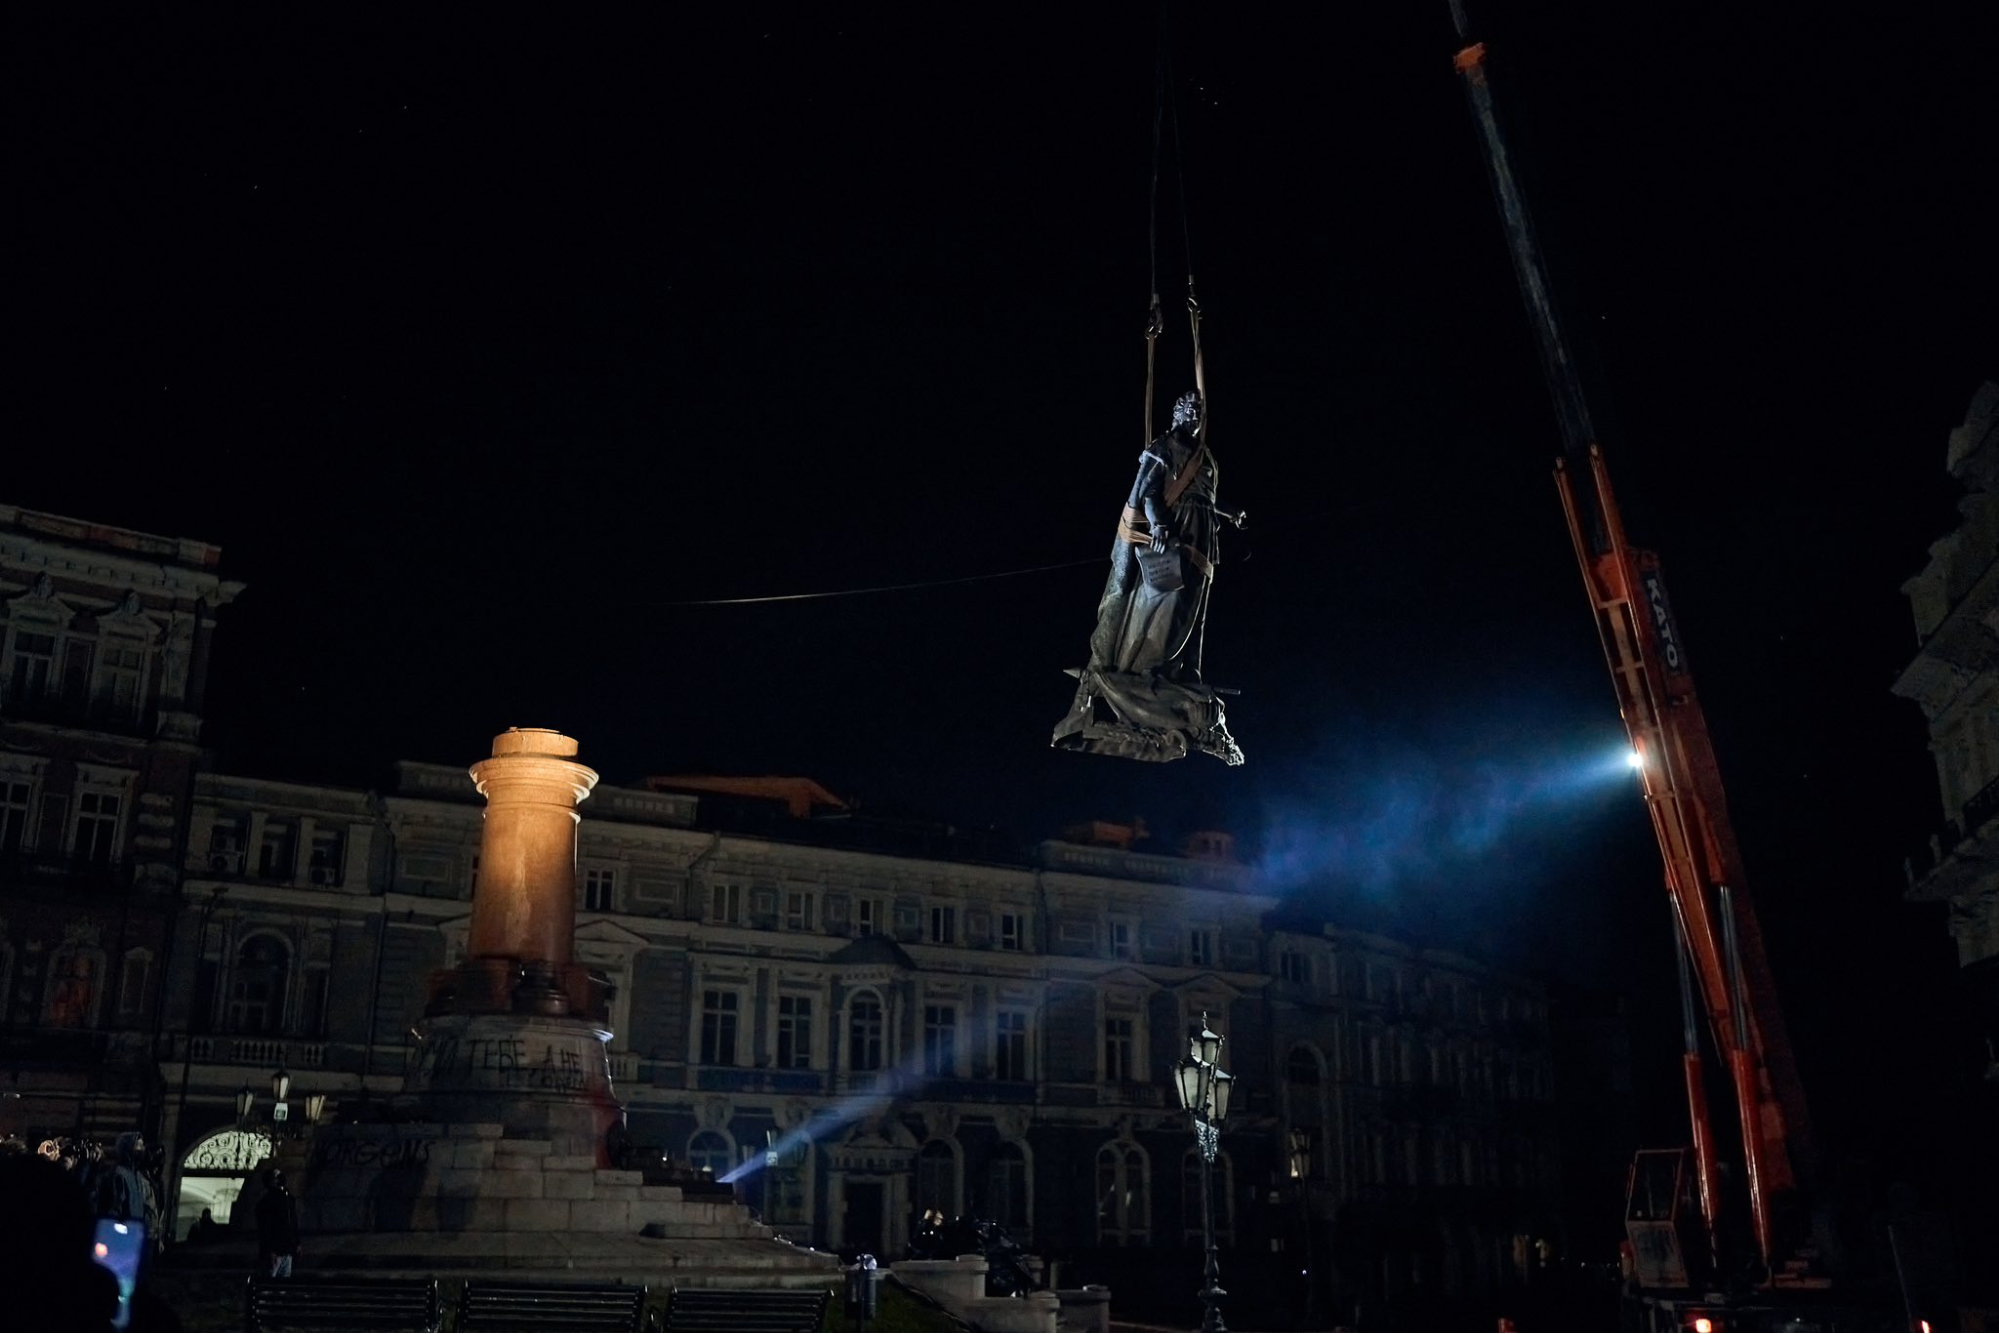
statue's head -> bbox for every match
[1172,389,1202,431]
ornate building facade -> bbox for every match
[1,500,1561,1320]
[1894,382,1999,1086]
[0,504,241,1142]
[159,761,1562,1316]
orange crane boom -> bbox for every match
[1447,28,1816,1287]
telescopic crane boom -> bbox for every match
[1446,15,1817,1292]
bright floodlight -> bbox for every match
[1626,748,1645,770]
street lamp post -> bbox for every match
[1287,1129,1316,1323]
[1174,1013,1234,1334]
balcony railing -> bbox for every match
[919,1077,1035,1102]
[1966,775,1999,840]
[0,684,154,736]
[176,1035,326,1068]
[1906,774,1999,888]
[607,1051,642,1083]
[694,1066,828,1095]
[0,850,128,893]
[0,1026,113,1064]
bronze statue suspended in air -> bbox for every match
[1052,388,1244,765]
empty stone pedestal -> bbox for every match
[405,1013,620,1157]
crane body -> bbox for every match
[1446,27,1837,1317]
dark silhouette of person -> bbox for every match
[256,1168,301,1278]
[0,1154,122,1330]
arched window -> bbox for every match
[1181,1148,1235,1245]
[1094,1141,1149,1246]
[227,934,290,1035]
[916,1140,957,1220]
[687,1130,736,1179]
[986,1142,1030,1234]
[43,947,106,1029]
[848,993,884,1072]
[1286,1046,1322,1088]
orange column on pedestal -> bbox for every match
[465,727,599,966]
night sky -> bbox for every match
[14,5,1995,1175]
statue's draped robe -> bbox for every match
[1052,423,1243,765]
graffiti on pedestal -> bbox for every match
[314,1136,434,1170]
[415,1033,590,1094]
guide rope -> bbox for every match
[659,558,1104,607]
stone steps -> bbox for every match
[295,1121,771,1242]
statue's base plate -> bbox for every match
[1052,669,1244,766]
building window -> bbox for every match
[307,830,345,887]
[1368,964,1393,1004]
[299,967,331,1038]
[998,913,1023,951]
[848,994,884,1072]
[0,779,33,853]
[854,897,882,937]
[72,791,122,863]
[257,821,296,881]
[923,1004,958,1077]
[1104,1015,1135,1083]
[1362,1031,1383,1085]
[785,891,815,932]
[917,1140,957,1219]
[1181,1149,1235,1244]
[995,1010,1030,1082]
[584,867,617,912]
[929,906,957,946]
[1280,950,1312,987]
[1188,929,1215,968]
[44,947,105,1028]
[987,1142,1030,1232]
[1108,920,1134,961]
[687,1130,735,1179]
[6,630,57,702]
[700,990,740,1065]
[1094,1142,1149,1245]
[117,950,154,1020]
[1286,1045,1323,1088]
[226,935,290,1035]
[770,1155,809,1224]
[96,641,146,719]
[708,883,742,925]
[777,995,814,1069]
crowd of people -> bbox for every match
[1,1130,168,1246]
[0,1128,303,1330]
[0,1131,171,1330]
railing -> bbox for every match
[919,1077,1035,1103]
[694,1066,828,1094]
[1101,1082,1166,1108]
[1965,774,1999,839]
[179,1035,326,1068]
[1906,776,1998,888]
[0,851,128,893]
[607,1051,643,1083]
[0,1027,113,1064]
[0,685,154,735]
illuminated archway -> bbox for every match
[172,1128,273,1243]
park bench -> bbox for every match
[244,1275,441,1331]
[457,1279,648,1332]
[662,1285,830,1332]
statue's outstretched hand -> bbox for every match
[1148,526,1173,553]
